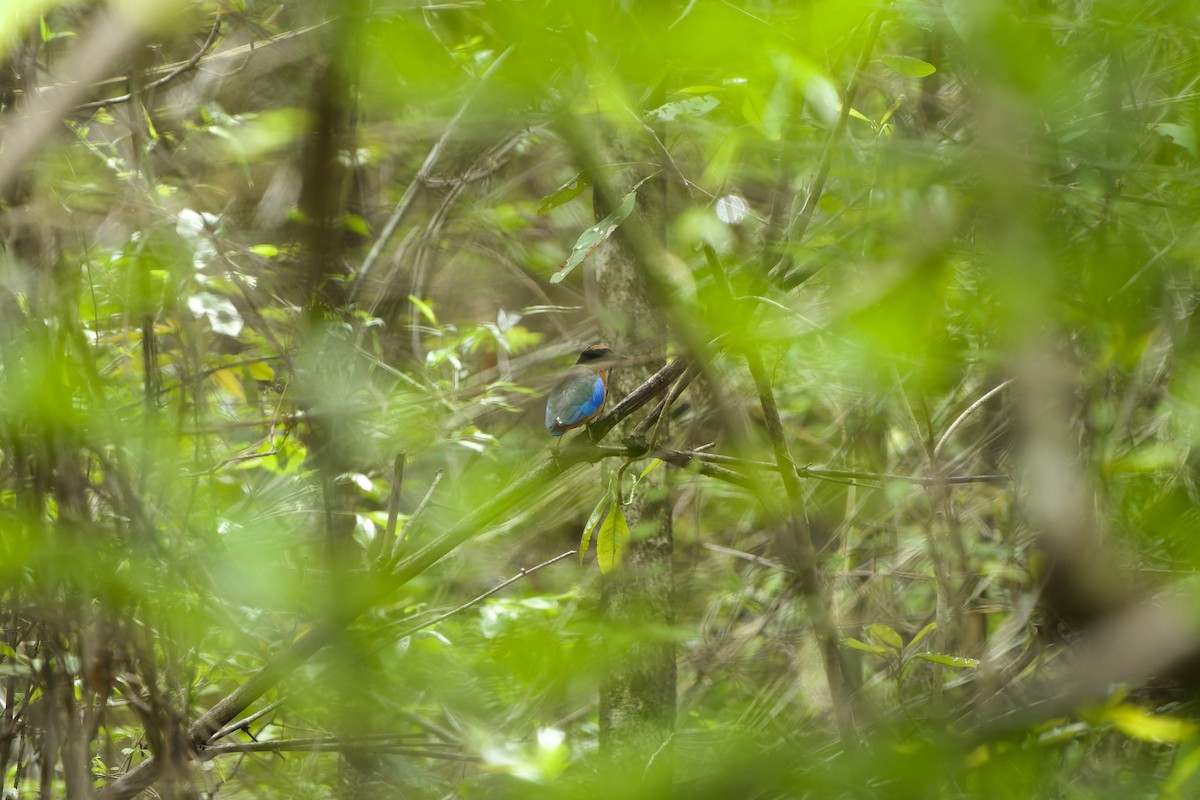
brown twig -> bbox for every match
[371,453,406,563]
[386,468,443,565]
[207,697,288,744]
[648,446,756,489]
[199,736,480,762]
[75,18,223,112]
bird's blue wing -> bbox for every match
[546,371,606,434]
[579,375,606,418]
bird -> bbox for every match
[545,344,615,437]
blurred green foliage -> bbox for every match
[1,0,1199,797]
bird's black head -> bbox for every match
[576,344,614,365]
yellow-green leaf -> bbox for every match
[912,652,979,669]
[882,55,937,78]
[579,491,611,565]
[408,295,438,326]
[843,638,890,657]
[906,621,937,651]
[211,368,245,401]
[1107,704,1199,743]
[596,500,629,574]
[638,458,664,479]
[246,361,275,381]
[868,623,903,650]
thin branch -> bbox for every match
[208,696,288,744]
[657,447,1012,487]
[703,543,786,571]
[649,446,756,489]
[703,243,860,749]
[75,18,223,112]
[932,379,1016,460]
[350,46,513,298]
[797,465,1012,487]
[371,453,406,563]
[199,736,480,763]
[631,364,698,449]
[391,549,577,641]
[386,468,443,565]
[589,357,689,440]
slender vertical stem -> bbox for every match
[779,3,890,272]
[703,245,859,748]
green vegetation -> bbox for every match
[2,0,1199,797]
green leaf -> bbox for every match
[638,459,664,479]
[848,107,875,125]
[867,623,903,650]
[537,172,591,216]
[882,55,937,78]
[1153,123,1197,159]
[879,94,906,127]
[1106,704,1199,743]
[647,94,720,122]
[1110,441,1179,473]
[579,490,611,565]
[550,188,638,285]
[596,499,629,574]
[906,621,938,652]
[842,638,890,658]
[741,88,766,126]
[408,295,438,326]
[342,213,370,236]
[912,652,979,669]
[1163,742,1200,795]
[250,244,280,258]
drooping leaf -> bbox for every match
[596,499,629,574]
[848,107,875,126]
[246,361,275,381]
[579,490,611,565]
[549,188,638,285]
[408,295,438,326]
[741,87,767,127]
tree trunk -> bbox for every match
[589,132,676,794]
